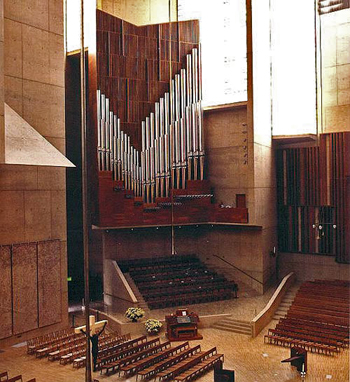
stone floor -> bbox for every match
[109,286,276,323]
[0,327,348,382]
[0,290,349,382]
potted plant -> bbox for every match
[125,307,145,322]
[145,319,162,334]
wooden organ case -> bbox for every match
[88,10,249,228]
[165,309,203,341]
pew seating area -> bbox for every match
[92,333,223,382]
[0,372,35,382]
[27,328,76,354]
[118,255,238,309]
[26,328,131,368]
[264,280,350,356]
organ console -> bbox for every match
[165,309,203,341]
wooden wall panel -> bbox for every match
[0,245,12,339]
[38,240,61,327]
[96,10,199,150]
[12,242,38,334]
[277,132,350,263]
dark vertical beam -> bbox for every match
[80,0,91,381]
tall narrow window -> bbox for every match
[271,0,317,136]
[66,0,96,53]
[178,0,247,107]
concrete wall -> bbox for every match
[321,8,350,132]
[0,0,68,343]
[99,0,176,25]
[279,252,350,282]
[251,0,277,287]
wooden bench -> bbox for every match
[137,344,200,381]
[101,338,162,375]
[120,341,172,376]
[264,332,337,356]
[160,348,218,382]
[7,376,22,382]
[174,354,224,382]
[276,323,347,346]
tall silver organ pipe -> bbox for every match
[96,46,204,201]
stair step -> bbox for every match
[212,324,251,332]
[216,320,251,329]
[212,324,251,335]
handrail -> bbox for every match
[212,254,263,285]
[250,272,296,337]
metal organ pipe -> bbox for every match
[96,46,204,201]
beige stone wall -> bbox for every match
[321,8,350,132]
[0,0,68,341]
[279,252,350,282]
[99,0,176,25]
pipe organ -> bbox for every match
[92,10,248,228]
[96,47,204,203]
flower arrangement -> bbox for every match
[125,307,145,322]
[145,319,162,334]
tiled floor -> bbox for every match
[1,291,348,382]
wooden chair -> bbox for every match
[7,376,22,382]
[0,371,8,381]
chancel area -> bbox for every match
[0,1,349,382]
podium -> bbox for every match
[165,309,203,341]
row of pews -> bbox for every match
[0,372,35,382]
[265,279,350,356]
[95,335,224,382]
[119,255,238,309]
[24,328,224,381]
[27,327,131,367]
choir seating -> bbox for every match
[264,280,350,356]
[119,255,238,309]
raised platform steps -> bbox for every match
[211,318,251,336]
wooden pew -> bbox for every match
[137,344,200,381]
[159,348,218,381]
[7,376,22,382]
[101,338,162,375]
[120,341,172,376]
[174,353,224,382]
